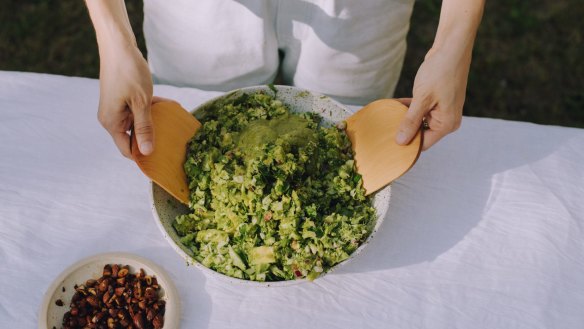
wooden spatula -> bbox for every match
[345,99,422,195]
[131,100,422,205]
[131,102,201,204]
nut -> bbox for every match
[153,314,164,329]
[108,308,118,318]
[98,279,109,292]
[102,264,112,277]
[77,316,87,327]
[146,308,156,321]
[91,311,105,324]
[132,312,145,329]
[114,287,125,297]
[111,264,120,278]
[102,291,111,305]
[119,318,131,327]
[118,309,130,321]
[71,291,82,303]
[117,267,129,278]
[144,287,156,300]
[86,295,99,308]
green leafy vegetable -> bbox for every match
[174,91,376,281]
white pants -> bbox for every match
[143,0,414,105]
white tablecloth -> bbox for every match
[1,71,583,329]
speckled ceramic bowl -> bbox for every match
[151,85,391,286]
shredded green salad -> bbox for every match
[173,91,376,281]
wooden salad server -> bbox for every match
[131,102,201,204]
[345,99,423,195]
[131,100,422,205]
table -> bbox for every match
[1,71,583,329]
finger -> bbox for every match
[395,96,431,145]
[395,98,412,107]
[111,131,132,159]
[421,110,462,151]
[421,128,448,151]
[131,99,154,155]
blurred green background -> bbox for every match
[1,0,582,127]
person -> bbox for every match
[86,0,484,158]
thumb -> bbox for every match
[395,96,429,145]
[132,100,154,155]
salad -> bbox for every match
[173,90,376,281]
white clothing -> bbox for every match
[143,0,414,105]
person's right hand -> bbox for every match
[97,44,154,158]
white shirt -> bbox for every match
[143,0,415,105]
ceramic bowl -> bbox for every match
[150,85,391,286]
[39,252,180,329]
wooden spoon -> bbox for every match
[131,100,422,204]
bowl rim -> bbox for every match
[150,85,391,286]
[38,252,181,329]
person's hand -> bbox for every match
[395,47,471,151]
[97,44,154,158]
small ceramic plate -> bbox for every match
[151,85,391,286]
[39,252,180,329]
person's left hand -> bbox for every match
[395,47,472,151]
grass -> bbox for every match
[1,0,582,128]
